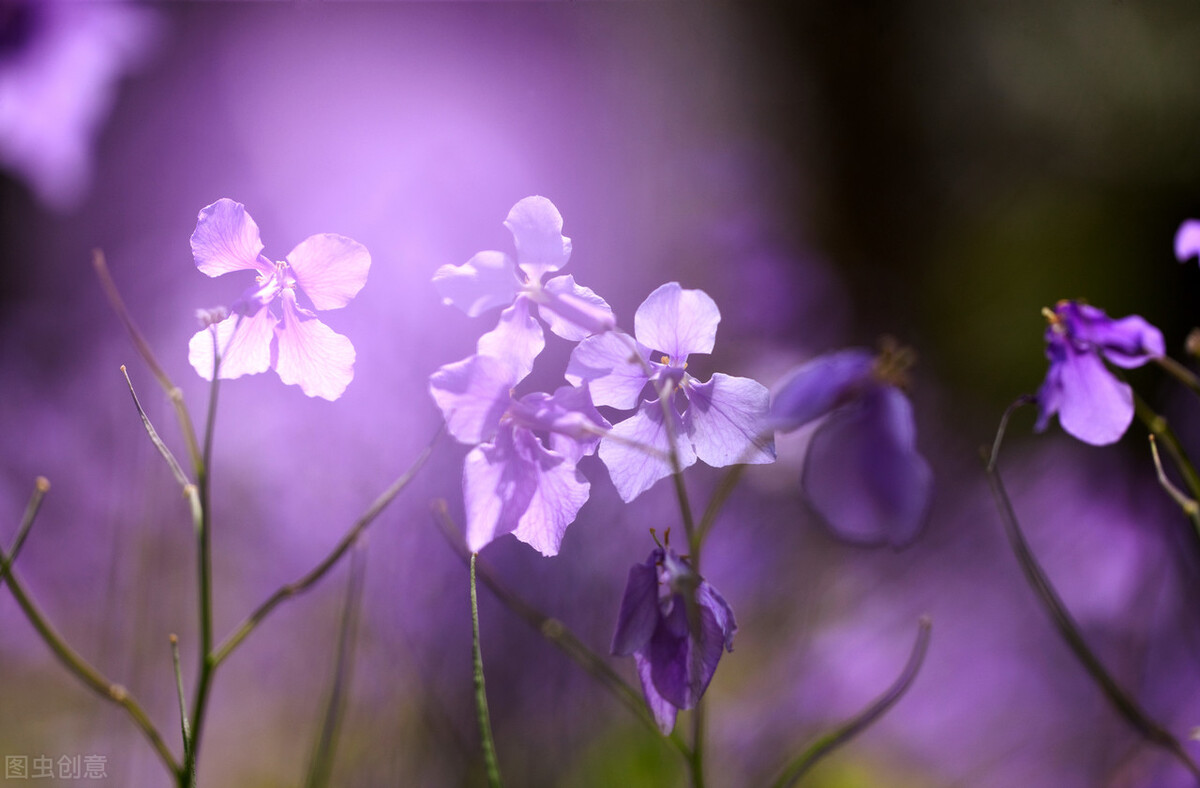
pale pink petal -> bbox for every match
[433,251,522,318]
[187,309,274,381]
[190,198,271,278]
[634,282,720,361]
[539,275,616,340]
[504,195,572,281]
[476,297,545,384]
[274,291,355,400]
[286,233,371,311]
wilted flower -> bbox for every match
[1035,300,1164,446]
[611,545,736,734]
[432,196,614,383]
[187,198,371,401]
[769,344,932,547]
[567,282,775,502]
[0,0,156,210]
[429,353,610,556]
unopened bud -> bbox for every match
[195,306,229,328]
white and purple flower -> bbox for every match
[187,198,371,401]
[429,354,610,556]
[769,346,932,547]
[432,196,615,383]
[1035,300,1164,446]
[567,282,775,502]
[611,545,737,734]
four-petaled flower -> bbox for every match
[429,354,610,556]
[769,345,932,547]
[188,198,370,401]
[433,196,615,383]
[1035,300,1164,446]
[611,545,736,734]
[567,282,775,502]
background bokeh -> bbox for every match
[4,2,1200,786]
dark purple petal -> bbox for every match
[802,385,932,547]
[611,554,661,656]
[696,582,737,653]
[633,653,677,734]
[633,282,720,362]
[768,348,875,432]
[1060,302,1163,368]
[684,373,776,468]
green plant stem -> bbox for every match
[169,634,191,759]
[304,543,367,788]
[122,366,191,489]
[1,549,179,776]
[767,617,931,788]
[212,435,435,666]
[1,476,49,588]
[1155,355,1200,400]
[471,553,504,787]
[1134,394,1200,546]
[431,501,692,759]
[987,397,1200,781]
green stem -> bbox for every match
[471,554,504,788]
[121,366,191,490]
[212,435,435,666]
[1155,355,1200,401]
[987,398,1200,781]
[1134,395,1200,544]
[432,501,692,759]
[767,617,932,788]
[1,477,49,588]
[169,634,191,760]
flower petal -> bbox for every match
[684,373,776,468]
[508,429,591,557]
[428,354,513,445]
[633,653,678,734]
[611,554,661,656]
[432,250,521,318]
[512,384,610,464]
[599,398,696,503]
[504,195,572,281]
[274,291,355,400]
[538,274,616,340]
[802,386,932,547]
[286,233,370,311]
[1056,343,1134,445]
[565,331,652,410]
[768,349,875,432]
[634,282,720,361]
[476,297,545,384]
[1062,302,1163,369]
[190,198,271,278]
[1175,218,1200,263]
[187,308,275,381]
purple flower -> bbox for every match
[769,347,932,547]
[1175,218,1200,264]
[429,354,610,556]
[611,546,736,734]
[1035,300,1164,446]
[0,0,157,210]
[187,198,371,401]
[432,196,615,383]
[566,282,775,502]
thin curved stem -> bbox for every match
[767,617,932,788]
[987,397,1200,781]
[470,554,504,787]
[1,476,49,588]
[1155,355,1200,401]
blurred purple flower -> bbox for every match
[1175,218,1200,263]
[567,282,776,502]
[429,353,610,556]
[1035,300,1164,446]
[187,198,371,401]
[0,0,156,210]
[433,196,615,383]
[611,545,736,734]
[769,347,932,547]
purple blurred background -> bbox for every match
[3,2,1200,786]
